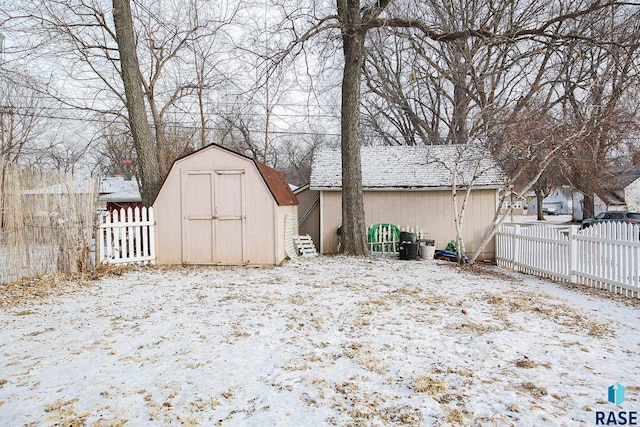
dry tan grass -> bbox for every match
[410,376,447,395]
[476,288,617,338]
[454,321,501,335]
[521,381,548,398]
[444,408,466,424]
[328,376,423,426]
[514,358,537,369]
[0,264,190,307]
[442,263,522,284]
[0,272,93,307]
[42,397,129,427]
[585,321,610,337]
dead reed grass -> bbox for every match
[0,163,98,285]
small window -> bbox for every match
[627,213,640,220]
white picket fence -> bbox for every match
[496,222,640,298]
[98,207,156,265]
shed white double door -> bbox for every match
[182,170,247,264]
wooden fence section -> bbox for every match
[98,207,156,265]
[497,223,640,298]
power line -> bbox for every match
[0,107,342,137]
[0,103,340,121]
[3,93,342,110]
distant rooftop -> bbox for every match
[23,179,97,195]
[99,176,141,203]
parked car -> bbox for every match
[542,206,559,215]
[581,211,640,229]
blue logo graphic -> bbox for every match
[609,383,626,406]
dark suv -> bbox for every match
[581,211,640,229]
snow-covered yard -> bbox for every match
[0,256,638,426]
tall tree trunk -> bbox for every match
[339,4,368,256]
[112,0,162,207]
[583,192,595,219]
[149,101,169,178]
[535,189,545,220]
[451,49,468,145]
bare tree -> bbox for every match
[558,13,640,217]
[277,131,327,186]
[3,0,236,204]
[353,0,639,261]
[134,1,236,176]
[275,0,634,256]
[112,0,161,206]
[0,79,48,164]
[92,121,138,177]
[214,110,267,162]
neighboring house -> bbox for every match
[98,176,142,212]
[572,164,640,220]
[22,179,96,199]
[526,186,574,216]
[572,192,622,221]
[153,144,298,266]
[500,191,527,216]
[601,164,640,213]
[309,145,506,260]
[625,174,640,212]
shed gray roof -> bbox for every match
[310,145,506,189]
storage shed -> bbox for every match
[310,145,506,260]
[153,144,298,266]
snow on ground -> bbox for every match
[502,215,576,227]
[0,256,638,426]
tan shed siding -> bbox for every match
[319,189,497,259]
[154,145,281,265]
[320,191,343,253]
[243,173,277,265]
[154,168,183,264]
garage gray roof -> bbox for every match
[310,145,506,189]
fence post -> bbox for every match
[148,207,156,264]
[97,220,103,266]
[512,225,520,272]
[568,225,579,283]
